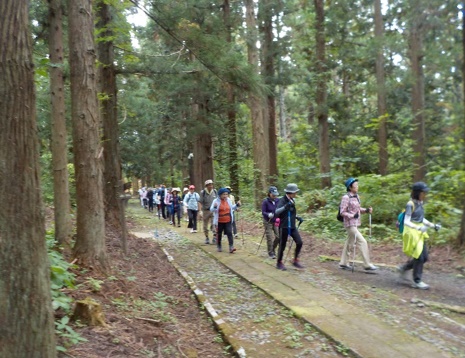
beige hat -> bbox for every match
[172,187,181,193]
[205,179,213,185]
[183,187,189,192]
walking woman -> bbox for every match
[261,186,280,259]
[210,188,240,253]
[398,182,441,290]
[183,185,200,233]
[338,178,378,271]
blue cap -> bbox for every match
[218,187,230,196]
[345,177,358,190]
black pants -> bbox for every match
[402,245,429,283]
[148,198,154,212]
[217,222,233,247]
[187,209,198,230]
[160,201,167,219]
[277,227,302,263]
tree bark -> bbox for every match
[458,4,465,247]
[48,0,72,245]
[314,0,331,188]
[260,1,279,183]
[68,0,109,271]
[409,28,426,182]
[0,1,57,356]
[374,0,388,176]
[96,0,127,254]
[245,0,269,206]
[192,102,215,190]
[223,0,240,196]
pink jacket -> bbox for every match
[340,193,364,228]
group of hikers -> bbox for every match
[139,178,441,290]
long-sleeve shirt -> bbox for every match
[340,193,367,228]
[261,197,279,223]
[275,195,297,229]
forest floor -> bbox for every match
[58,200,465,357]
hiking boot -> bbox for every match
[229,246,236,253]
[364,264,378,271]
[292,259,304,269]
[190,229,194,233]
[269,252,277,259]
[205,238,210,244]
[276,261,287,271]
[217,246,222,252]
[212,237,217,245]
[397,265,408,280]
[412,281,430,290]
[339,264,353,270]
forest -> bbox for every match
[1,0,465,356]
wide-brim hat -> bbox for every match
[172,187,181,193]
[284,183,299,193]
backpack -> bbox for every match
[337,194,355,222]
[396,201,414,233]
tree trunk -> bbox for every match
[96,0,127,254]
[245,0,269,206]
[223,0,240,196]
[48,0,72,245]
[374,0,388,176]
[314,0,331,189]
[0,1,57,356]
[192,102,215,190]
[409,27,426,182]
[68,0,109,271]
[260,1,278,183]
[458,4,465,247]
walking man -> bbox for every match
[183,185,200,233]
[199,179,218,244]
[338,177,378,271]
[275,183,304,270]
[261,186,280,259]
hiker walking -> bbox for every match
[225,186,238,238]
[261,186,280,259]
[183,185,200,233]
[210,187,240,253]
[146,187,154,213]
[275,183,304,270]
[338,178,378,271]
[398,182,441,290]
[169,188,183,227]
[158,184,167,219]
[199,179,218,244]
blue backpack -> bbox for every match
[396,201,414,233]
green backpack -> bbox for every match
[396,201,414,233]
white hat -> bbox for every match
[183,187,189,192]
[205,179,213,185]
[172,187,181,193]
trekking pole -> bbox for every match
[238,210,246,248]
[369,213,372,240]
[256,217,272,255]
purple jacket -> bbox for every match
[261,197,279,223]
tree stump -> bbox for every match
[72,297,107,326]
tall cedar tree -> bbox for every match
[68,0,109,270]
[374,0,388,175]
[96,0,128,253]
[246,0,269,207]
[0,1,57,356]
[314,0,331,188]
[48,0,73,245]
[458,3,465,247]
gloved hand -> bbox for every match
[419,225,428,233]
[434,223,442,231]
[354,212,359,219]
[268,212,274,219]
[286,201,294,209]
[296,216,304,224]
